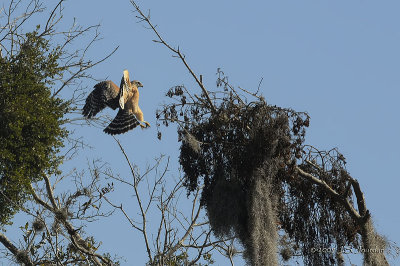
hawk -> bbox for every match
[83,70,150,135]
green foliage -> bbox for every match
[0,31,68,226]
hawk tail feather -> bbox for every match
[103,109,140,135]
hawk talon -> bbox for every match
[140,121,151,129]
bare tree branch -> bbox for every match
[129,0,216,113]
[0,233,34,266]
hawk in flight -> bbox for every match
[83,70,150,135]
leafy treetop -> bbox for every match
[0,31,68,226]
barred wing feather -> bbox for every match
[82,81,120,118]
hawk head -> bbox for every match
[131,80,143,88]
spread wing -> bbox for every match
[82,81,120,118]
[103,109,140,135]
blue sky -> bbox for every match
[3,0,400,265]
